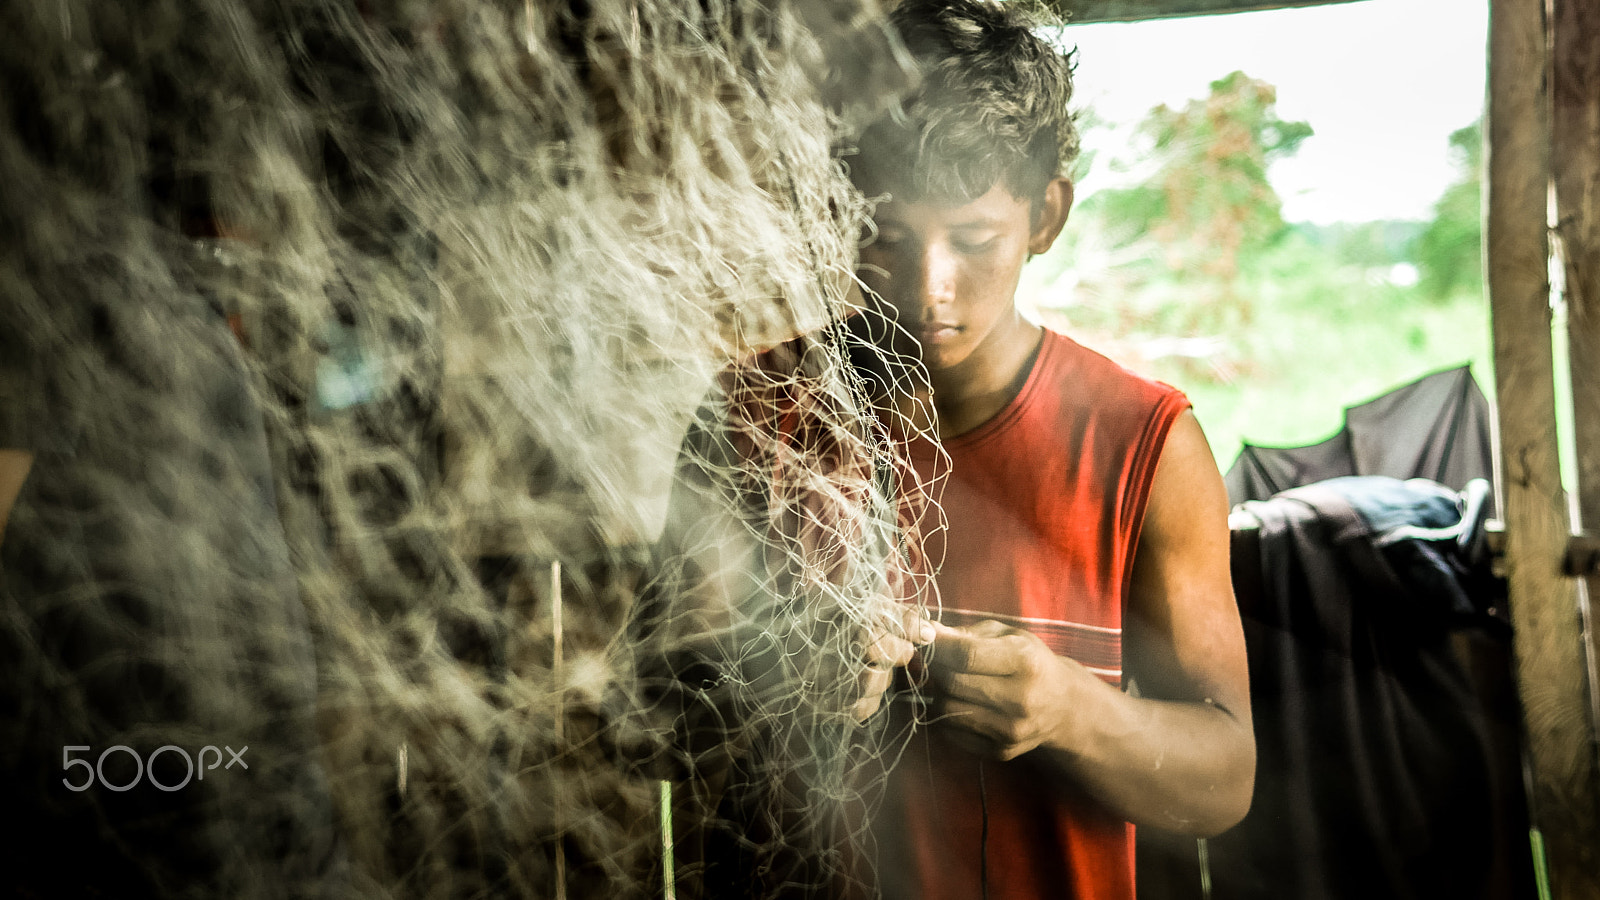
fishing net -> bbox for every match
[0,1,944,897]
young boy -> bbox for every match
[849,2,1255,898]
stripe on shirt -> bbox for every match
[935,607,1123,684]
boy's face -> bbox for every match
[857,180,1069,375]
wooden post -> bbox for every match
[1553,0,1600,814]
[1489,0,1600,895]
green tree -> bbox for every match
[1092,72,1311,280]
[1063,72,1310,334]
[1412,119,1483,300]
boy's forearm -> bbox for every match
[923,620,1254,835]
[1037,669,1255,836]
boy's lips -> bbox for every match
[919,323,962,344]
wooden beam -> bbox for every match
[1553,0,1600,827]
[1053,0,1366,25]
[1489,0,1600,895]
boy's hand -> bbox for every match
[922,620,1094,760]
[853,606,936,721]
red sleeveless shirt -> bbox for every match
[873,329,1189,900]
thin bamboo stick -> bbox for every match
[660,780,675,900]
[552,560,566,900]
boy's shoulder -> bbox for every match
[1001,328,1191,458]
[1036,327,1186,410]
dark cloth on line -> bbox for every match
[1224,366,1495,516]
[1200,476,1530,900]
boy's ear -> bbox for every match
[1028,177,1074,256]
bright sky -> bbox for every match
[1061,0,1488,224]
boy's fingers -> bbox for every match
[862,664,894,691]
[864,629,916,670]
[936,699,1038,760]
[854,664,895,720]
[858,605,932,670]
[936,671,1010,709]
[924,622,976,675]
[935,699,1009,748]
[926,621,1026,677]
[902,606,937,645]
[967,619,1017,639]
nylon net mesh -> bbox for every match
[0,2,947,897]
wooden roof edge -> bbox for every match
[1052,0,1369,26]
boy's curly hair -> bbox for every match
[852,0,1079,207]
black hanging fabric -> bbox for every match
[1224,366,1496,516]
[1225,429,1356,505]
[1200,476,1531,900]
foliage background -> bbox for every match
[1020,72,1491,470]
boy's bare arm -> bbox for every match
[923,411,1255,836]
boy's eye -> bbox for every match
[953,237,998,254]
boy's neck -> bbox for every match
[899,316,1044,439]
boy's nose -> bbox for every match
[915,245,958,309]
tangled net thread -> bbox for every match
[0,2,948,898]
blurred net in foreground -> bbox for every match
[0,2,939,897]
